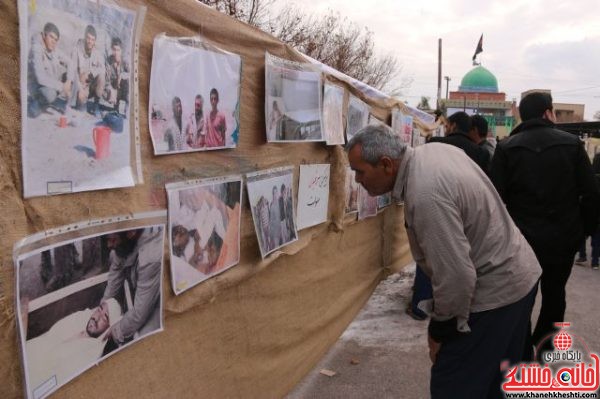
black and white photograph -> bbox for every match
[346,95,369,142]
[167,176,242,295]
[149,34,241,154]
[16,222,165,399]
[18,0,141,197]
[246,166,298,258]
[265,52,323,142]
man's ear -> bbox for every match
[380,156,395,175]
[543,108,556,123]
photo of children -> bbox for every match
[18,0,140,197]
[167,176,242,295]
[149,34,241,154]
[16,222,165,399]
[265,52,323,142]
[246,167,298,258]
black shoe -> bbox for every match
[28,97,43,118]
[49,97,67,114]
[406,307,428,321]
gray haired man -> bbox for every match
[346,124,541,398]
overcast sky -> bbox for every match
[279,0,600,119]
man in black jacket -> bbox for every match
[430,111,490,172]
[490,91,600,356]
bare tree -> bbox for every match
[267,6,411,95]
[199,1,411,95]
[197,0,272,27]
[594,110,600,121]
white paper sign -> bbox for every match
[297,164,330,230]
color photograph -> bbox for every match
[358,185,378,220]
[18,0,140,197]
[16,223,165,399]
[392,108,412,145]
[247,167,298,258]
[345,167,359,215]
[167,176,242,295]
[149,34,241,154]
[265,52,323,142]
[322,83,345,145]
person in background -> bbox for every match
[490,91,600,357]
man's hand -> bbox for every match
[428,334,441,364]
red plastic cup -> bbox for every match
[93,126,111,159]
[59,115,67,128]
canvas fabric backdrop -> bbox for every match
[0,1,419,397]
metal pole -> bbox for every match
[444,76,450,99]
[437,38,442,109]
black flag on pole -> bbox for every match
[472,34,483,61]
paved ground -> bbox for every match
[287,260,600,399]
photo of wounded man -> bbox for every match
[168,178,242,294]
[17,225,164,399]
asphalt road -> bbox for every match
[287,260,600,399]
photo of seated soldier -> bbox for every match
[27,22,71,118]
[70,24,105,115]
[103,37,129,114]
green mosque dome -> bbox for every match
[459,66,498,93]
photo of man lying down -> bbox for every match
[16,225,165,399]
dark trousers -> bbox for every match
[531,252,575,351]
[411,264,432,317]
[431,285,537,399]
[578,229,600,265]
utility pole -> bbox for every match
[437,38,442,109]
[444,76,451,99]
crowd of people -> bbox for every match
[347,91,600,398]
[28,22,129,118]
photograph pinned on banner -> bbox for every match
[166,176,242,295]
[14,218,165,399]
[358,185,378,220]
[265,52,323,142]
[344,166,359,215]
[392,108,412,146]
[346,95,369,142]
[368,113,385,126]
[18,0,143,197]
[403,114,414,147]
[377,193,392,210]
[246,166,298,258]
[297,164,330,230]
[322,83,345,145]
[149,34,242,155]
[412,126,427,147]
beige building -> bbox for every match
[520,89,585,123]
